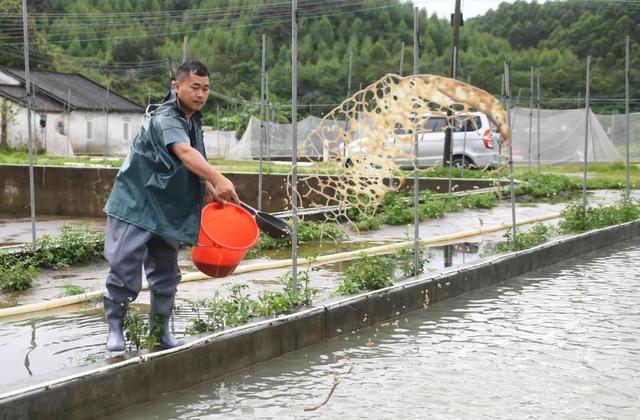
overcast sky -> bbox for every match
[409,0,550,19]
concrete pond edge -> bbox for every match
[2,219,640,420]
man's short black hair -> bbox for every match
[176,60,210,81]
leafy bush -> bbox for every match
[185,265,317,333]
[337,254,395,295]
[123,309,161,351]
[0,261,38,292]
[63,284,87,296]
[559,201,640,233]
[395,245,427,277]
[496,223,555,252]
[514,173,581,199]
[353,215,384,231]
[247,220,346,256]
[0,224,104,293]
[33,224,105,269]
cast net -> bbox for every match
[287,73,511,226]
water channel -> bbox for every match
[110,238,640,419]
[0,242,483,391]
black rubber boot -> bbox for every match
[149,294,183,349]
[103,297,126,352]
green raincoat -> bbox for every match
[104,92,206,245]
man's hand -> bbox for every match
[212,176,240,204]
[204,181,219,204]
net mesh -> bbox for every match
[284,74,511,225]
[510,107,621,165]
[596,112,640,160]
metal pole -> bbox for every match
[448,45,457,193]
[347,51,353,98]
[582,55,591,209]
[444,0,462,168]
[611,110,616,145]
[399,41,405,76]
[504,62,517,242]
[182,35,188,63]
[105,81,110,155]
[291,0,299,290]
[536,69,541,175]
[66,89,70,156]
[528,66,534,173]
[259,33,266,211]
[461,117,467,177]
[625,36,631,200]
[413,6,420,276]
[22,0,36,250]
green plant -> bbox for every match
[496,223,555,252]
[246,220,346,256]
[0,261,38,292]
[123,302,161,351]
[382,201,415,225]
[63,284,86,296]
[184,296,226,334]
[559,200,640,233]
[224,283,255,326]
[34,224,105,269]
[337,254,395,295]
[256,262,318,316]
[353,215,384,231]
[395,245,427,277]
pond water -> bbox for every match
[0,242,484,391]
[111,238,640,419]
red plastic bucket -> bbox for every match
[191,202,259,277]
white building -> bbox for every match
[0,67,144,156]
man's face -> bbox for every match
[173,71,210,114]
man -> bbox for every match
[102,61,239,352]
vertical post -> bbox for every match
[105,81,110,155]
[66,89,71,156]
[611,110,616,145]
[182,35,188,63]
[444,0,462,168]
[147,88,151,107]
[582,56,591,208]
[22,0,36,250]
[413,6,420,276]
[504,62,517,242]
[536,69,541,175]
[291,0,299,290]
[448,45,457,194]
[399,41,405,76]
[259,33,266,210]
[528,66,534,173]
[625,36,631,200]
[347,51,353,98]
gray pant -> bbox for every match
[104,216,181,315]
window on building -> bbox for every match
[86,120,93,139]
[56,120,65,135]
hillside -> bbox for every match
[0,0,637,128]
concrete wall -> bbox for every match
[1,220,638,420]
[0,165,496,217]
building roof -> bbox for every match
[0,67,143,113]
[0,84,65,112]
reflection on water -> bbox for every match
[112,239,640,420]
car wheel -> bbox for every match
[452,157,472,168]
